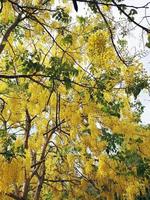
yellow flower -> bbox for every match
[102,5,111,12]
[32,0,39,6]
[85,159,93,174]
[0,82,7,92]
[104,91,112,102]
[14,137,23,149]
[97,155,108,178]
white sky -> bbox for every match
[124,0,150,124]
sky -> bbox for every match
[122,0,150,124]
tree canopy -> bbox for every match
[0,0,150,200]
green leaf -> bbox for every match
[52,7,71,23]
[63,77,71,89]
[63,34,73,45]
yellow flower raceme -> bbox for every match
[0,156,24,193]
[87,30,116,69]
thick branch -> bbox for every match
[22,178,31,200]
[0,14,23,55]
[34,163,45,200]
[24,109,31,149]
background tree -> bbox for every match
[0,0,149,200]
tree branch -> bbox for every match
[111,0,150,33]
[24,109,31,149]
[44,178,80,183]
[76,0,149,9]
[0,13,24,55]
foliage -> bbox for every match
[0,1,149,200]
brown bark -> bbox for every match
[0,14,23,55]
[24,109,31,149]
[34,163,45,200]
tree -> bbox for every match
[0,0,150,200]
